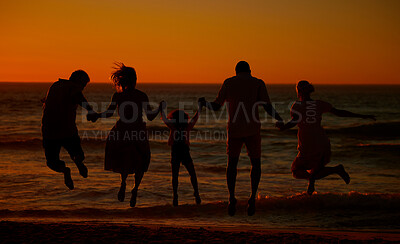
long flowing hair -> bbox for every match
[110,63,137,91]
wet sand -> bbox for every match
[1,221,399,243]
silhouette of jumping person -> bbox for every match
[42,70,94,190]
[202,61,284,216]
[278,80,376,195]
[159,99,203,207]
[89,63,161,207]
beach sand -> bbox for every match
[1,221,399,243]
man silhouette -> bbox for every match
[42,70,95,190]
[202,61,283,216]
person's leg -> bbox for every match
[245,134,262,216]
[44,138,74,190]
[293,165,350,195]
[118,173,128,202]
[130,171,144,207]
[63,136,87,178]
[171,161,180,206]
[247,157,261,216]
[227,156,239,215]
[311,165,350,183]
[183,160,201,204]
[249,158,261,200]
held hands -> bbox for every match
[198,97,206,110]
[159,100,167,112]
[87,111,100,122]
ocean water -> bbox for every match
[0,82,399,231]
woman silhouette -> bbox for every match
[279,80,375,195]
[91,63,161,207]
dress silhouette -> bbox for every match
[279,80,376,194]
[90,63,161,207]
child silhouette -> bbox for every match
[159,99,203,206]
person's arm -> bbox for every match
[203,80,227,111]
[279,113,299,131]
[330,107,376,120]
[262,103,283,122]
[76,92,94,112]
[198,97,222,111]
[257,80,283,124]
[144,95,160,121]
[98,102,117,118]
[205,101,222,111]
[88,93,117,122]
[76,92,100,122]
[188,100,202,130]
[160,101,174,128]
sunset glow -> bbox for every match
[0,0,399,84]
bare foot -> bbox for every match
[63,167,74,190]
[228,197,237,216]
[247,198,256,216]
[194,192,201,205]
[76,162,88,178]
[338,164,350,184]
[118,182,126,202]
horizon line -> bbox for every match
[0,81,399,85]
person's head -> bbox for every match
[69,70,90,89]
[111,63,137,91]
[167,109,189,127]
[235,61,251,75]
[296,80,314,99]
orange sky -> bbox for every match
[0,0,399,84]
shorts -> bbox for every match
[227,133,261,158]
[171,143,193,166]
[43,136,84,172]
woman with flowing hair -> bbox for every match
[90,63,161,207]
[278,80,375,195]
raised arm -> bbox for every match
[159,101,174,128]
[330,107,376,120]
[143,95,160,121]
[187,99,203,130]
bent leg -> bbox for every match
[63,136,87,178]
[44,138,65,173]
[312,165,350,184]
[44,138,73,190]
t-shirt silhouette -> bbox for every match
[214,73,271,138]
